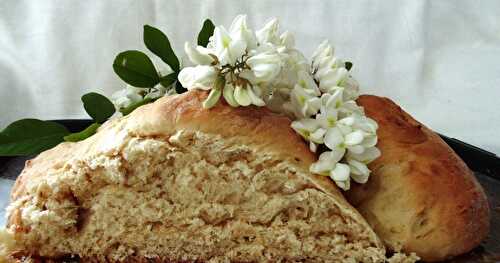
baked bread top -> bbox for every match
[349,95,490,261]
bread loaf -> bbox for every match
[1,91,393,262]
[348,95,490,262]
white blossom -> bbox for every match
[211,26,246,66]
[184,42,214,65]
[246,51,282,83]
[256,18,280,45]
[229,14,257,50]
[227,84,266,107]
[291,118,325,152]
[311,40,333,70]
[175,15,381,191]
[310,149,345,175]
[286,85,321,118]
[111,85,143,109]
[330,163,351,190]
[346,146,381,163]
[279,31,295,50]
[178,65,218,90]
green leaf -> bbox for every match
[119,97,154,116]
[197,19,215,47]
[345,61,353,71]
[113,50,160,87]
[175,81,187,94]
[0,119,70,156]
[63,123,101,142]
[81,92,116,123]
[143,25,180,72]
[160,72,178,88]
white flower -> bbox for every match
[346,159,370,184]
[279,31,295,50]
[282,70,322,118]
[330,163,351,190]
[176,15,381,191]
[312,40,333,70]
[248,85,266,106]
[341,77,360,100]
[291,118,326,152]
[346,146,381,163]
[310,149,345,175]
[178,65,218,90]
[246,51,282,83]
[316,89,343,128]
[184,42,214,65]
[296,70,318,91]
[286,85,321,118]
[229,14,257,50]
[317,68,349,93]
[256,18,280,45]
[111,85,143,109]
[211,26,246,66]
[312,41,360,100]
[224,84,266,107]
[271,49,309,91]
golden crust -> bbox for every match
[348,95,490,262]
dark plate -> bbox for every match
[0,120,499,262]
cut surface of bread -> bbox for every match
[349,95,490,262]
[2,91,393,262]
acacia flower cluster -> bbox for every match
[114,15,380,190]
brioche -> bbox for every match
[348,95,490,262]
[1,90,395,262]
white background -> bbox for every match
[0,0,499,154]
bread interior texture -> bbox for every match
[6,130,387,262]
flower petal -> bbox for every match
[256,18,280,44]
[347,145,365,154]
[309,128,326,144]
[280,31,295,49]
[234,85,252,106]
[345,130,364,146]
[348,159,370,183]
[362,135,378,148]
[184,42,214,65]
[223,83,239,107]
[324,127,344,149]
[291,118,319,139]
[309,142,317,152]
[178,66,217,90]
[247,85,266,106]
[202,88,222,108]
[335,180,350,191]
[347,146,381,163]
[330,146,346,163]
[330,163,351,190]
[310,150,337,175]
[311,40,333,69]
